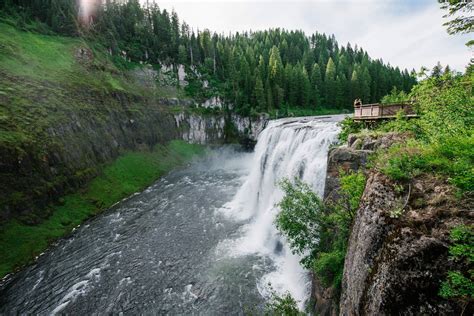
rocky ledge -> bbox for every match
[314,133,473,315]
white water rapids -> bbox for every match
[218,115,342,307]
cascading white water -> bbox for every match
[218,115,343,308]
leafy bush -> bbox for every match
[339,169,367,215]
[264,289,303,316]
[439,225,474,311]
[276,170,366,296]
[412,73,473,145]
[376,135,473,192]
[313,250,345,288]
[381,87,409,104]
[338,116,363,143]
[276,179,325,267]
[377,110,422,135]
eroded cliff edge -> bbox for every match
[314,133,473,315]
[0,84,266,223]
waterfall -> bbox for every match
[218,115,342,308]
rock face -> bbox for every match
[324,147,370,203]
[312,144,370,316]
[0,88,267,223]
[315,133,473,315]
[173,112,267,145]
[1,90,180,223]
[340,172,473,315]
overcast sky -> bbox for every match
[153,0,472,72]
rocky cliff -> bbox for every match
[315,133,473,315]
[174,112,267,145]
[0,85,266,223]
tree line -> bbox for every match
[1,0,417,114]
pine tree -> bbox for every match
[432,61,443,78]
[351,69,361,102]
[301,67,311,107]
[269,46,283,85]
[311,63,323,107]
[325,57,337,107]
[254,75,266,111]
[361,67,371,103]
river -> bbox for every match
[0,115,343,314]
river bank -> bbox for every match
[0,141,205,279]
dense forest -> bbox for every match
[1,0,417,114]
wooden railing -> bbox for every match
[353,102,417,120]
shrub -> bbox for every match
[276,178,325,268]
[376,136,473,192]
[377,110,421,136]
[264,289,303,316]
[276,170,366,297]
[313,250,345,288]
[412,73,473,145]
[381,87,409,104]
[439,225,474,312]
[338,116,363,143]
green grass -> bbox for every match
[0,22,76,81]
[0,22,143,94]
[0,140,205,278]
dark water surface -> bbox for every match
[0,148,270,315]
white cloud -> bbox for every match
[153,0,472,71]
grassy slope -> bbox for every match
[0,23,205,278]
[0,21,140,159]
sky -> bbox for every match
[153,0,472,72]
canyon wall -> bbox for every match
[0,88,266,223]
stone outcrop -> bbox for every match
[340,172,473,315]
[315,132,473,315]
[324,147,370,204]
[174,112,268,145]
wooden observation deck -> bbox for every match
[353,100,417,121]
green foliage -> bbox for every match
[340,169,367,215]
[276,170,366,296]
[268,106,344,119]
[449,225,474,263]
[337,116,363,143]
[376,73,474,193]
[264,289,303,316]
[381,87,409,104]
[439,225,474,307]
[377,110,421,135]
[438,0,474,37]
[0,22,139,92]
[413,73,473,144]
[0,141,204,278]
[440,271,474,300]
[313,250,345,288]
[276,179,325,265]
